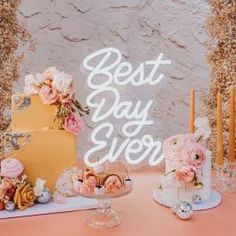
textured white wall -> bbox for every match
[17,0,210,164]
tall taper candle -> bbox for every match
[217,92,224,166]
[228,85,235,163]
[189,89,195,133]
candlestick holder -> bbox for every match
[213,160,236,193]
[225,160,236,193]
[213,162,228,192]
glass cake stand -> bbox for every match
[77,186,133,229]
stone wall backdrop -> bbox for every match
[16,0,210,164]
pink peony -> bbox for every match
[63,114,83,134]
[163,134,188,161]
[175,165,196,183]
[0,158,24,178]
[180,142,206,168]
[39,84,59,105]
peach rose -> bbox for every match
[0,158,24,178]
[176,166,196,183]
[39,84,59,105]
[63,114,83,134]
[14,182,36,210]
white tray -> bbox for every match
[0,196,97,219]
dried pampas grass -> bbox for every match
[0,0,33,157]
[205,0,236,161]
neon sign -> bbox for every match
[83,48,171,167]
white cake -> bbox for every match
[156,130,212,206]
[164,151,211,204]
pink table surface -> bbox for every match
[0,172,235,236]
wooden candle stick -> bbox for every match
[228,85,235,163]
[189,89,195,134]
[216,92,224,166]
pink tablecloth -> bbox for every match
[0,172,235,236]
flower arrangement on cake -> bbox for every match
[24,67,90,134]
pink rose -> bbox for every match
[176,165,196,183]
[180,142,206,168]
[163,134,188,161]
[0,158,24,178]
[39,84,59,105]
[63,114,83,134]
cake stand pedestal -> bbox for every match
[78,187,132,229]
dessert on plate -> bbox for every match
[72,162,133,197]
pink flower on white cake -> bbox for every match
[175,165,196,183]
[63,114,83,134]
[0,158,24,178]
[180,142,206,168]
[39,84,59,105]
[163,134,187,161]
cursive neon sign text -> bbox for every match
[83,48,171,167]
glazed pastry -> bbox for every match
[79,176,98,194]
[104,174,122,193]
[83,168,93,179]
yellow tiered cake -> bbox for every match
[11,94,59,131]
[9,94,76,191]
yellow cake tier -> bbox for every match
[11,94,60,131]
[9,130,76,192]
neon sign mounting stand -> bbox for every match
[83,47,171,167]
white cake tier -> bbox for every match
[161,151,211,205]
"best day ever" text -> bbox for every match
[83,47,171,167]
